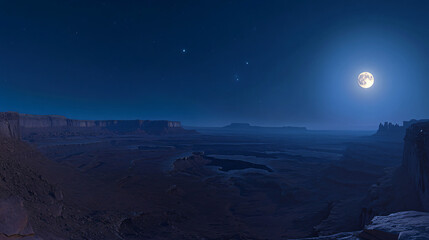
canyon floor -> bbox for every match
[20,129,406,239]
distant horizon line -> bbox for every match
[1,110,415,132]
[183,124,379,132]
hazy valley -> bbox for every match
[0,113,427,239]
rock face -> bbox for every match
[360,121,429,226]
[403,122,429,211]
[366,211,429,240]
[0,112,195,138]
[0,136,66,239]
[375,122,404,137]
[0,129,118,238]
[297,211,429,240]
[0,112,20,139]
[0,196,36,238]
[374,119,429,138]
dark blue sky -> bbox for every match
[0,0,428,129]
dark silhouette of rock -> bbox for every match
[361,121,429,226]
[403,122,429,210]
[374,119,429,138]
[374,122,404,137]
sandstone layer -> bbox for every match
[0,112,195,139]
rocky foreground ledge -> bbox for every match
[297,211,429,240]
[309,121,429,239]
[0,112,196,139]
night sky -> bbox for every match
[1,1,429,130]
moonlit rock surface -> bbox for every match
[295,211,429,240]
[367,211,429,240]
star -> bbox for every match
[234,74,240,81]
[181,49,187,53]
[245,61,249,65]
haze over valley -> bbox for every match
[0,1,429,239]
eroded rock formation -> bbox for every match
[0,112,195,139]
[0,113,119,239]
[298,211,429,240]
[361,121,429,227]
[375,122,403,137]
[374,119,429,138]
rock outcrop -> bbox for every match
[0,113,119,239]
[374,119,429,138]
[0,138,123,239]
[360,121,429,226]
[171,152,212,176]
[403,122,429,211]
[0,112,20,139]
[375,122,403,137]
[296,211,429,240]
[0,112,195,139]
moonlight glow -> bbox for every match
[358,72,374,88]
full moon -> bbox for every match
[358,72,374,88]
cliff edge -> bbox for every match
[0,112,20,139]
[374,119,429,139]
[361,121,429,227]
[403,122,429,210]
[0,112,196,138]
[0,113,119,239]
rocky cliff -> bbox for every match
[374,119,429,138]
[403,122,429,211]
[12,113,195,138]
[303,122,429,239]
[0,113,119,239]
[375,122,404,137]
[0,112,20,139]
[360,121,429,226]
[297,211,429,240]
